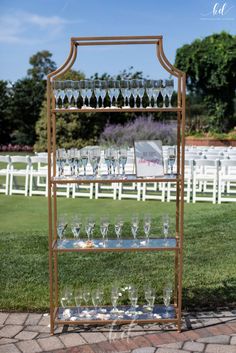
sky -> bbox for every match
[0,0,235,82]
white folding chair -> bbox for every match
[218,160,236,203]
[72,182,94,199]
[9,155,31,196]
[192,159,219,203]
[142,182,166,202]
[167,159,193,203]
[117,151,141,200]
[29,156,48,196]
[34,152,48,187]
[0,155,11,195]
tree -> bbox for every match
[11,78,45,145]
[0,81,13,144]
[27,50,56,81]
[175,32,236,131]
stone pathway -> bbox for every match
[1,309,236,353]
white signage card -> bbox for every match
[134,140,164,177]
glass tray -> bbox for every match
[54,238,177,251]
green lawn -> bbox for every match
[0,195,236,312]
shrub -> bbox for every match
[99,116,177,146]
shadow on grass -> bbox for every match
[183,277,236,311]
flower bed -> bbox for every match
[185,138,236,147]
[0,144,34,152]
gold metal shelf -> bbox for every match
[47,34,186,335]
[52,107,182,114]
[52,238,179,252]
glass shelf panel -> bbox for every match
[54,238,177,251]
[55,304,176,324]
[52,107,182,114]
[52,174,179,184]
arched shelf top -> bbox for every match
[48,35,184,80]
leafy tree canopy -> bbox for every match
[11,78,45,145]
[27,50,57,81]
[175,31,236,131]
[0,81,13,144]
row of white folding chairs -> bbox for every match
[0,155,50,197]
[1,155,236,203]
[166,159,236,204]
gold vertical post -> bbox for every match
[47,77,54,335]
[178,73,186,332]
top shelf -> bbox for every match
[52,107,183,114]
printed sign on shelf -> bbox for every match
[134,140,164,177]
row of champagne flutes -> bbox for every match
[56,146,128,178]
[56,146,177,179]
[57,214,171,248]
[53,79,174,109]
[60,283,173,320]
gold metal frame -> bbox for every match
[47,35,185,334]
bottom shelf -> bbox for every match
[55,305,177,325]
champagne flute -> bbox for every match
[86,80,94,108]
[109,80,120,107]
[74,149,81,176]
[61,286,73,308]
[119,147,127,177]
[56,148,66,178]
[81,148,89,177]
[144,286,155,317]
[80,80,88,108]
[53,81,61,109]
[131,79,139,108]
[153,79,162,108]
[65,80,73,109]
[96,288,104,313]
[83,289,90,316]
[61,286,73,319]
[59,81,66,108]
[131,214,139,247]
[91,289,100,317]
[114,216,123,247]
[111,286,119,314]
[71,81,79,108]
[104,148,112,176]
[100,80,108,107]
[67,148,75,176]
[163,214,169,246]
[94,80,101,108]
[122,80,131,108]
[110,147,118,176]
[71,216,82,246]
[89,147,101,177]
[100,216,109,248]
[128,286,138,316]
[85,218,92,241]
[74,288,83,315]
[108,79,115,107]
[143,214,152,244]
[163,287,172,318]
[145,79,154,107]
[138,79,145,108]
[165,79,174,108]
[167,147,176,177]
[57,214,67,248]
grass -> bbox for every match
[0,195,236,312]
